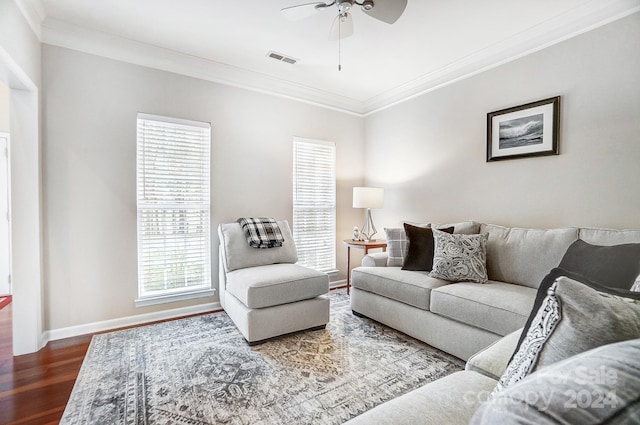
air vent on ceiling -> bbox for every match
[267,51,298,65]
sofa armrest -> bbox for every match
[465,328,522,380]
[344,371,496,425]
[361,252,388,267]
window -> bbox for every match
[136,113,212,306]
[292,137,337,273]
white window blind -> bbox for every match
[136,113,212,303]
[293,137,336,273]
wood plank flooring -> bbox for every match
[0,304,226,425]
[0,302,92,425]
[0,285,346,424]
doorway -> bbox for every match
[0,46,43,356]
[0,133,10,297]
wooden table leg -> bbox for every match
[347,246,352,294]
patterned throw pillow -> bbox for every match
[632,275,640,292]
[429,229,488,283]
[384,227,408,267]
[471,339,640,425]
[494,274,640,394]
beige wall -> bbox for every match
[364,12,640,231]
[42,45,364,331]
[41,12,640,334]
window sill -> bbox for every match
[135,289,216,307]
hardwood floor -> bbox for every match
[0,285,346,424]
[0,302,92,425]
[0,304,228,425]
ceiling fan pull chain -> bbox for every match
[338,13,342,71]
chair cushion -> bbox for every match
[226,263,328,309]
[430,281,536,336]
[219,220,298,272]
[351,267,449,311]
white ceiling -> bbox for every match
[23,0,640,114]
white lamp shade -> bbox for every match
[353,187,384,209]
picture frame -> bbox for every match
[487,96,560,162]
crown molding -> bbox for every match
[40,0,639,117]
[14,0,45,40]
[363,0,640,115]
[41,19,365,116]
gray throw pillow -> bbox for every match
[471,338,640,425]
[402,224,454,271]
[494,276,640,394]
[429,229,488,284]
[558,239,640,290]
[384,227,408,267]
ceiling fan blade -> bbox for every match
[281,2,330,21]
[362,0,407,24]
[329,12,354,40]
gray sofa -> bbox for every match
[350,221,640,360]
[346,221,640,424]
[344,328,522,424]
[346,328,640,425]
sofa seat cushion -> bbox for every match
[430,281,536,336]
[343,371,497,425]
[351,266,450,311]
[226,263,329,309]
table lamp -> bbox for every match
[353,187,384,241]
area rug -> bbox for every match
[61,289,464,425]
[0,295,11,311]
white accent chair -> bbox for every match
[218,220,330,344]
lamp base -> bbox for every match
[360,208,377,241]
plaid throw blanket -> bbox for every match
[237,217,285,249]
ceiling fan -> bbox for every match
[281,0,408,40]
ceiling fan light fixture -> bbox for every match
[336,0,353,12]
[360,0,374,11]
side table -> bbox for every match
[343,239,387,295]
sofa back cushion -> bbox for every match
[432,220,480,235]
[578,227,640,245]
[481,224,578,288]
[219,220,298,272]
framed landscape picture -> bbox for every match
[487,96,560,162]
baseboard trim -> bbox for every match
[43,284,346,344]
[43,302,222,343]
[330,279,347,290]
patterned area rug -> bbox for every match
[61,289,464,424]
